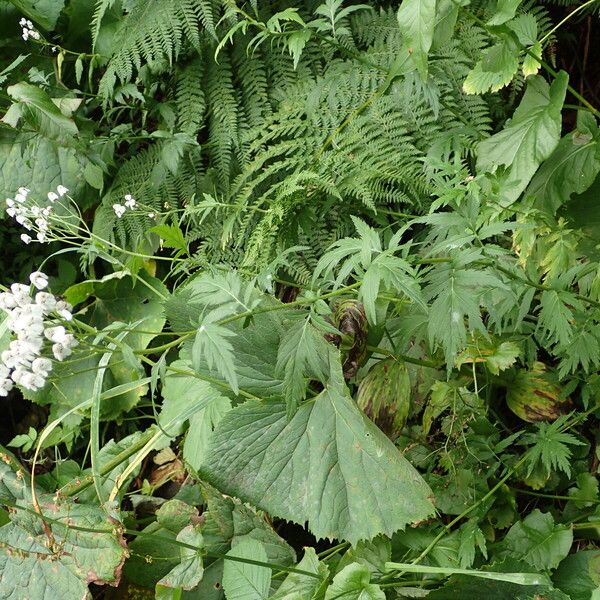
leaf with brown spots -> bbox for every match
[0,462,128,600]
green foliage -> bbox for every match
[200,380,435,544]
[1,0,600,598]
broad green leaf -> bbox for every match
[4,83,78,140]
[324,563,385,600]
[0,462,127,598]
[507,14,537,46]
[553,551,600,600]
[222,537,271,600]
[0,129,88,204]
[159,359,230,439]
[201,483,296,568]
[8,0,66,30]
[200,386,434,545]
[431,0,459,48]
[504,510,573,570]
[269,548,329,599]
[336,537,391,575]
[427,576,568,599]
[157,525,204,591]
[488,0,522,25]
[477,72,568,205]
[397,0,436,78]
[463,37,519,95]
[125,500,199,588]
[527,112,600,212]
[184,394,232,471]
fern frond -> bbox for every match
[98,0,214,98]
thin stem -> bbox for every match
[539,0,599,45]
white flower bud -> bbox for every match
[29,271,49,290]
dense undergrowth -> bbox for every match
[1,0,600,598]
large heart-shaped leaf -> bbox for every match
[200,387,434,545]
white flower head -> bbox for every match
[29,271,48,290]
[56,185,68,196]
[31,357,52,376]
[52,343,73,361]
[0,377,13,396]
[47,191,58,202]
[113,203,126,218]
[45,326,67,343]
[124,194,136,209]
[35,292,56,312]
[19,18,27,26]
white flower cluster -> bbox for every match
[0,273,77,396]
[113,194,136,218]
[19,18,40,41]
[5,185,68,243]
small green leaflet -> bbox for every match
[397,0,437,78]
[504,510,573,571]
[463,37,519,95]
[361,253,425,324]
[193,323,240,395]
[269,548,329,599]
[314,217,424,324]
[276,317,331,417]
[222,537,271,600]
[157,525,204,591]
[522,417,585,479]
[424,260,506,368]
[200,385,434,545]
[488,0,522,25]
[477,72,568,205]
[324,563,385,600]
[538,290,577,346]
[149,223,188,253]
